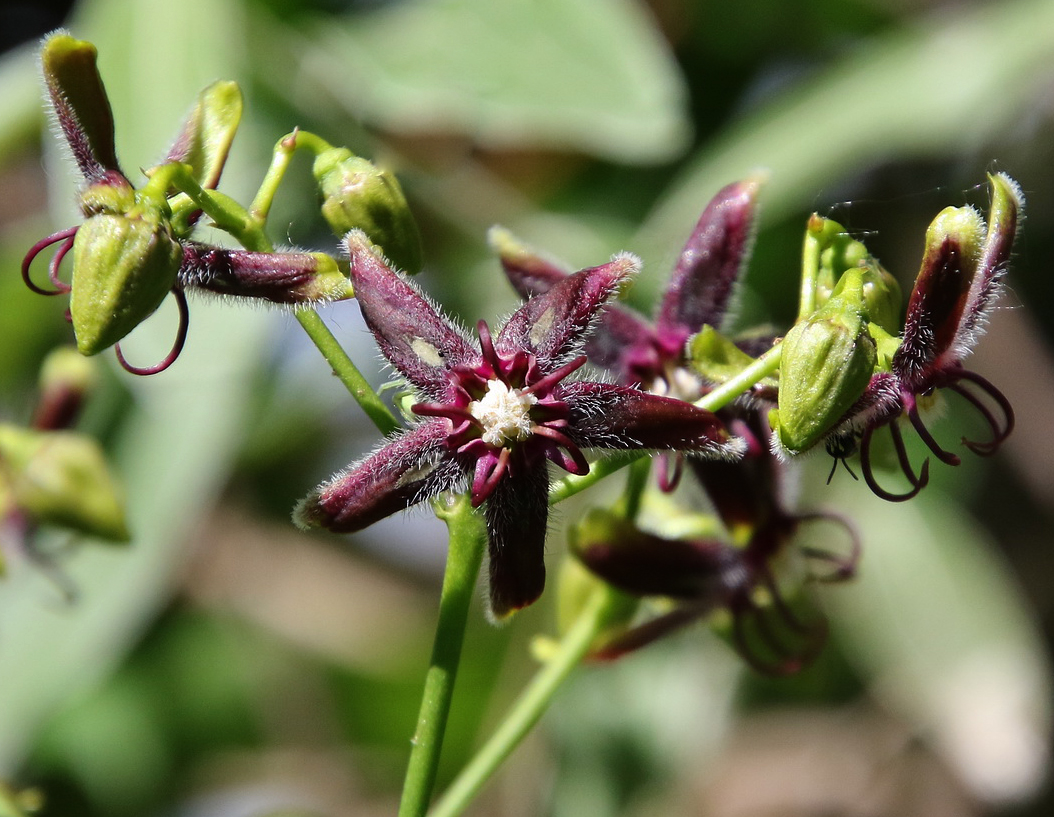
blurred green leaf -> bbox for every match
[822,476,1052,805]
[636,0,1054,269]
[291,0,690,163]
[0,0,276,773]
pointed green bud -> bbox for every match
[313,147,422,274]
[806,214,870,308]
[772,267,878,454]
[69,207,183,355]
[164,80,242,191]
[33,346,99,431]
[0,425,129,541]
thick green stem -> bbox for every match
[428,585,622,817]
[399,494,488,817]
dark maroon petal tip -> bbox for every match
[656,178,761,341]
[562,382,737,456]
[488,225,571,299]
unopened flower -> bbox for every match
[295,231,738,618]
[821,173,1023,500]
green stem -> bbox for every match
[294,309,400,436]
[428,585,622,817]
[549,343,783,505]
[399,494,488,817]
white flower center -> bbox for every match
[469,380,538,447]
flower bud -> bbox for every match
[772,267,878,454]
[0,424,129,541]
[69,208,183,355]
[164,80,242,191]
[32,346,99,431]
[313,147,422,274]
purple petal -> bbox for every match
[574,517,737,600]
[655,179,760,345]
[347,231,477,398]
[293,420,460,533]
[959,173,1024,349]
[484,462,550,619]
[496,254,639,370]
[584,304,663,386]
[894,233,974,387]
[560,381,735,455]
[489,225,571,299]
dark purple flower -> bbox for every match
[295,231,739,618]
[825,173,1023,501]
[574,415,859,675]
[494,179,762,394]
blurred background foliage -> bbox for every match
[1,0,1054,815]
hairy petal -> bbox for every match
[484,461,550,619]
[497,254,640,370]
[959,172,1024,347]
[347,230,476,398]
[895,207,984,387]
[40,32,123,183]
[561,381,735,454]
[293,420,459,533]
[656,178,760,344]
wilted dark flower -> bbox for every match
[821,173,1023,500]
[295,231,739,618]
[572,414,858,674]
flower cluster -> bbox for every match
[22,32,413,374]
[294,232,738,618]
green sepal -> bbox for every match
[69,206,183,355]
[687,325,777,388]
[163,80,243,191]
[773,267,878,454]
[40,32,121,180]
[0,424,130,542]
[313,147,423,274]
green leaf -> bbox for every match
[635,0,1054,268]
[294,0,690,163]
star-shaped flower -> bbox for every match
[823,173,1023,500]
[294,232,739,618]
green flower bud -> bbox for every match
[806,214,870,308]
[772,267,878,454]
[831,259,902,336]
[0,424,129,542]
[33,346,99,431]
[313,147,422,274]
[69,207,183,355]
[164,80,243,191]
